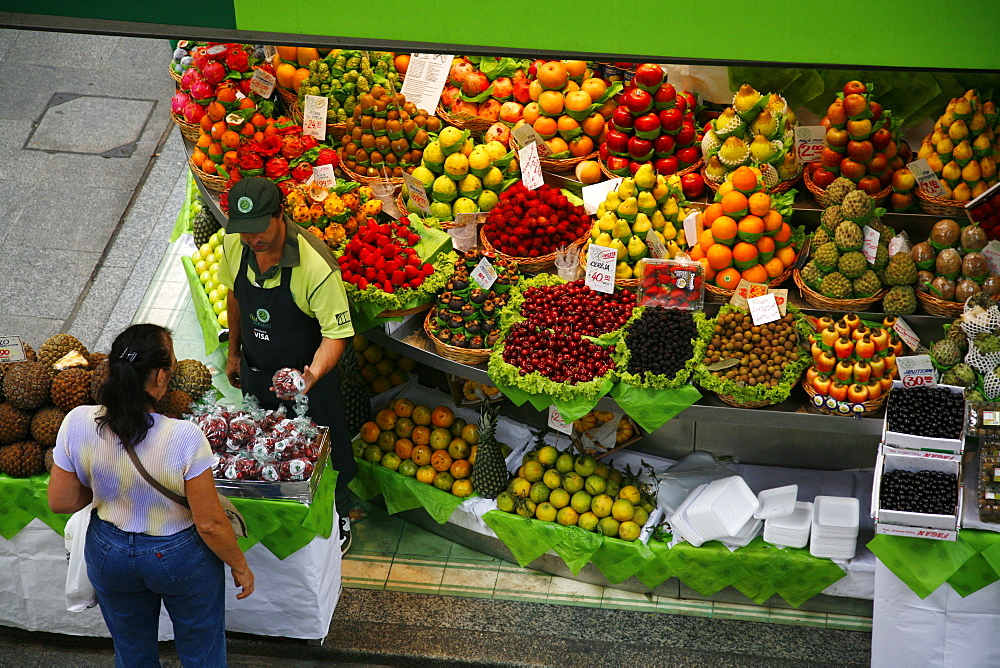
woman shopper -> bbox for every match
[48,323,253,667]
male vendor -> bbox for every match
[218,177,357,553]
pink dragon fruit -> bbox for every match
[202,60,226,85]
[225,50,249,73]
[182,101,206,124]
[190,80,217,101]
[171,92,191,116]
[180,67,202,92]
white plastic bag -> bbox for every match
[65,504,98,612]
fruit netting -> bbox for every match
[961,302,1000,399]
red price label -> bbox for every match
[794,126,826,163]
[901,373,936,388]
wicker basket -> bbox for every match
[915,289,1000,317]
[339,157,404,188]
[480,226,587,274]
[169,63,183,85]
[914,187,968,217]
[394,194,465,229]
[801,380,888,417]
[277,87,298,109]
[792,269,886,310]
[172,113,202,142]
[509,136,597,174]
[803,168,891,209]
[599,156,703,181]
[188,161,227,192]
[423,309,492,364]
[375,302,433,319]
[704,264,795,303]
[436,104,494,137]
[715,393,775,409]
[702,167,801,195]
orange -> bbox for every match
[431,450,453,473]
[775,246,797,267]
[717,180,734,197]
[563,60,588,79]
[557,115,580,136]
[732,242,759,268]
[200,114,214,133]
[292,68,311,92]
[206,101,227,122]
[716,267,742,289]
[537,61,569,90]
[697,257,716,282]
[711,215,738,246]
[581,78,607,101]
[394,438,414,460]
[297,47,320,67]
[742,264,769,284]
[451,479,474,498]
[411,444,432,467]
[581,112,605,138]
[538,90,565,116]
[190,150,206,168]
[762,209,784,233]
[220,130,241,151]
[564,80,580,94]
[720,191,749,216]
[416,465,436,484]
[275,62,297,90]
[568,135,594,157]
[698,228,716,251]
[528,80,544,102]
[731,166,758,193]
[574,160,601,184]
[394,54,410,74]
[546,137,569,154]
[688,243,706,260]
[210,121,228,141]
[450,459,471,479]
[216,85,237,104]
[764,257,786,278]
[533,116,557,140]
[748,191,772,216]
[238,97,256,110]
[564,91,593,114]
[706,244,733,271]
[523,102,542,125]
[737,215,764,242]
[200,159,217,175]
[702,202,724,228]
[774,222,793,246]
[755,235,776,262]
[276,46,298,62]
[599,99,617,119]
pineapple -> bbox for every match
[470,403,507,499]
[193,204,222,247]
[339,342,372,437]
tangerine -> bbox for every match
[720,191,749,216]
[411,444,432,467]
[731,166,758,192]
[688,243,706,260]
[732,242,759,269]
[292,68,311,92]
[737,215,764,243]
[741,264,769,284]
[581,78,607,101]
[563,60,588,79]
[394,438,414,460]
[537,61,568,90]
[716,267,742,289]
[774,222,793,246]
[276,46,298,62]
[538,90,565,116]
[763,209,783,233]
[568,135,594,157]
[717,180,735,197]
[451,478,473,498]
[533,116,557,139]
[275,62,297,89]
[523,102,542,125]
[394,54,410,74]
[697,257,716,282]
[430,450,453,472]
[711,215,738,246]
[564,91,593,114]
[706,244,733,271]
[450,459,471,479]
[546,137,569,154]
[416,465,436,484]
[599,99,617,119]
[581,112,605,138]
[564,80,580,94]
[557,115,580,136]
[775,246,797,267]
[296,47,320,67]
[748,191,772,216]
[702,202,724,228]
[755,235,776,262]
[698,228,716,251]
[764,257,786,278]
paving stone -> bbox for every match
[0,315,64,345]
[27,95,155,156]
[6,184,131,252]
[6,30,124,67]
[0,245,100,324]
[66,266,132,349]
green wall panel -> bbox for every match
[1,0,237,30]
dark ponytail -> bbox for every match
[96,323,173,449]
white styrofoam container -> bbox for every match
[881,381,966,454]
[871,445,962,541]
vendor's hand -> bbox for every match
[301,365,318,394]
[232,565,254,599]
[226,355,241,390]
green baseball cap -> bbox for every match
[227,177,281,233]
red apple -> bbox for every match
[827,101,847,128]
[528,60,546,78]
[821,147,843,171]
[871,127,892,151]
[612,106,635,133]
[826,127,849,151]
[846,118,873,141]
[658,108,683,134]
[868,153,889,176]
[681,91,696,112]
[847,140,874,164]
[891,192,914,210]
[858,176,882,196]
[605,128,630,155]
[634,113,661,139]
[653,82,677,110]
[605,154,631,176]
[820,116,832,130]
[623,88,654,116]
[884,139,899,160]
[675,121,696,147]
[628,160,646,177]
[892,167,916,192]
[681,172,705,198]
[675,146,700,167]
[878,171,893,189]
[633,63,665,93]
[889,156,905,172]
[628,135,654,161]
[843,93,869,119]
[898,142,912,163]
[653,133,676,157]
[843,81,867,96]
[674,94,688,115]
[683,112,695,125]
[654,155,679,175]
[599,142,610,163]
[869,101,883,123]
[492,77,513,100]
[840,158,867,181]
[812,167,837,189]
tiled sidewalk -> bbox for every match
[137,234,873,637]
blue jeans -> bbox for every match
[86,512,227,667]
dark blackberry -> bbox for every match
[886,386,965,439]
[624,307,697,378]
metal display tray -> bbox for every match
[215,427,330,504]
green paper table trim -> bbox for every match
[663,540,742,596]
[868,531,977,599]
[349,457,469,524]
[693,303,812,405]
[589,535,655,584]
[634,538,675,590]
[732,538,847,607]
[181,256,222,355]
[482,509,603,576]
[0,474,70,539]
[171,171,199,242]
[610,382,701,434]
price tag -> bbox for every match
[585,244,617,294]
[729,279,768,309]
[747,293,781,326]
[862,225,880,264]
[982,240,1000,275]
[907,159,947,198]
[582,178,621,215]
[471,256,498,290]
[398,52,453,114]
[0,336,26,363]
[887,231,910,257]
[453,211,488,228]
[547,405,574,435]
[312,164,336,189]
[249,68,277,98]
[893,317,921,351]
[769,289,788,316]
[402,172,431,215]
[682,209,699,248]
[794,126,827,163]
[511,124,553,157]
[518,141,545,191]
[645,233,667,259]
[897,354,937,388]
[983,410,1000,427]
[302,95,328,140]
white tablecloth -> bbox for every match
[0,518,341,641]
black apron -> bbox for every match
[233,247,356,488]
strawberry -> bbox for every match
[376,270,387,283]
[421,264,435,276]
[383,281,394,293]
[391,270,405,285]
[410,276,424,288]
[357,278,368,290]
[374,256,386,270]
[404,265,419,279]
[385,259,400,274]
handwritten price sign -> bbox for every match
[0,336,26,363]
[862,225,881,264]
[302,95,328,141]
[518,141,545,191]
[312,164,336,189]
[897,355,937,388]
[748,293,781,326]
[249,68,277,98]
[794,126,826,163]
[547,405,573,435]
[471,256,498,290]
[585,244,618,294]
[908,158,947,198]
[402,172,431,215]
[729,279,768,310]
